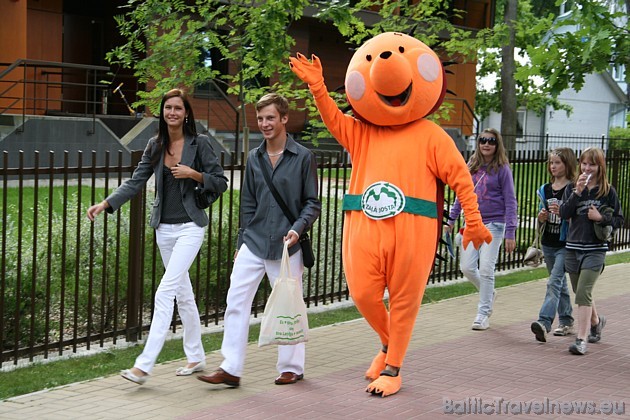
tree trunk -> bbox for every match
[500,0,518,151]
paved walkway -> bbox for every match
[1,264,629,419]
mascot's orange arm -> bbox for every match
[429,126,492,249]
[290,53,364,154]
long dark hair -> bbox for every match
[155,89,197,161]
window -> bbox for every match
[611,64,625,82]
[517,109,526,140]
[559,0,577,16]
[195,34,229,98]
[609,103,627,129]
[607,0,625,14]
[195,31,270,97]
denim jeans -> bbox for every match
[537,245,573,331]
[460,222,505,316]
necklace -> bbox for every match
[267,150,284,157]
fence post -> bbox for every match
[610,148,620,194]
[126,150,144,342]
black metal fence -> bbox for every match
[489,133,630,153]
[1,148,629,366]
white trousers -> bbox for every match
[220,244,305,377]
[134,222,206,373]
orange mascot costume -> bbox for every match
[290,32,492,397]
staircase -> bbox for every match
[0,115,19,140]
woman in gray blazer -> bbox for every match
[87,88,228,384]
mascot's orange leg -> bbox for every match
[345,217,435,397]
[365,349,387,381]
[343,236,390,383]
[364,268,429,397]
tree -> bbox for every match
[524,0,629,94]
[476,0,629,147]
[500,0,518,148]
[476,1,569,136]
[106,0,312,115]
[609,126,630,149]
[106,0,482,124]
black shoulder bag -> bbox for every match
[257,153,315,268]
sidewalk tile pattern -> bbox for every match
[1,264,629,419]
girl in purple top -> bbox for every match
[445,128,518,330]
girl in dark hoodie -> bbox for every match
[559,147,624,355]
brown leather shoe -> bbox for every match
[274,372,304,385]
[197,368,240,387]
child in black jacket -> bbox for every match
[559,147,624,355]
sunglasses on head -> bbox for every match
[478,137,497,146]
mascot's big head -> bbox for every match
[345,32,446,127]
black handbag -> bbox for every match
[194,185,214,209]
[258,153,315,268]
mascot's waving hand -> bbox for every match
[290,32,492,397]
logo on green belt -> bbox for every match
[361,181,406,220]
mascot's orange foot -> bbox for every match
[365,351,387,381]
[366,373,402,397]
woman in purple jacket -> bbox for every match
[445,128,518,330]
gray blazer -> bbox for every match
[106,134,228,228]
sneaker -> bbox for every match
[569,339,587,355]
[472,314,490,330]
[588,315,606,343]
[487,290,498,317]
[553,324,574,336]
[531,321,547,342]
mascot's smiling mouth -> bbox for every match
[378,83,412,107]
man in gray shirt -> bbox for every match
[198,93,321,387]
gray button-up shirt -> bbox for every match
[237,135,321,260]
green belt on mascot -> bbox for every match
[343,181,437,220]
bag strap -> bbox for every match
[532,187,547,248]
[532,220,543,248]
[257,152,297,225]
[193,136,202,176]
[279,241,292,279]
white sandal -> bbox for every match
[121,369,149,385]
[175,360,206,376]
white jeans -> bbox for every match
[460,222,505,317]
[134,222,206,373]
[220,244,305,377]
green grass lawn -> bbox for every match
[0,251,628,401]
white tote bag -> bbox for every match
[258,242,309,347]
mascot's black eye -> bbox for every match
[366,54,372,61]
[399,46,405,53]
